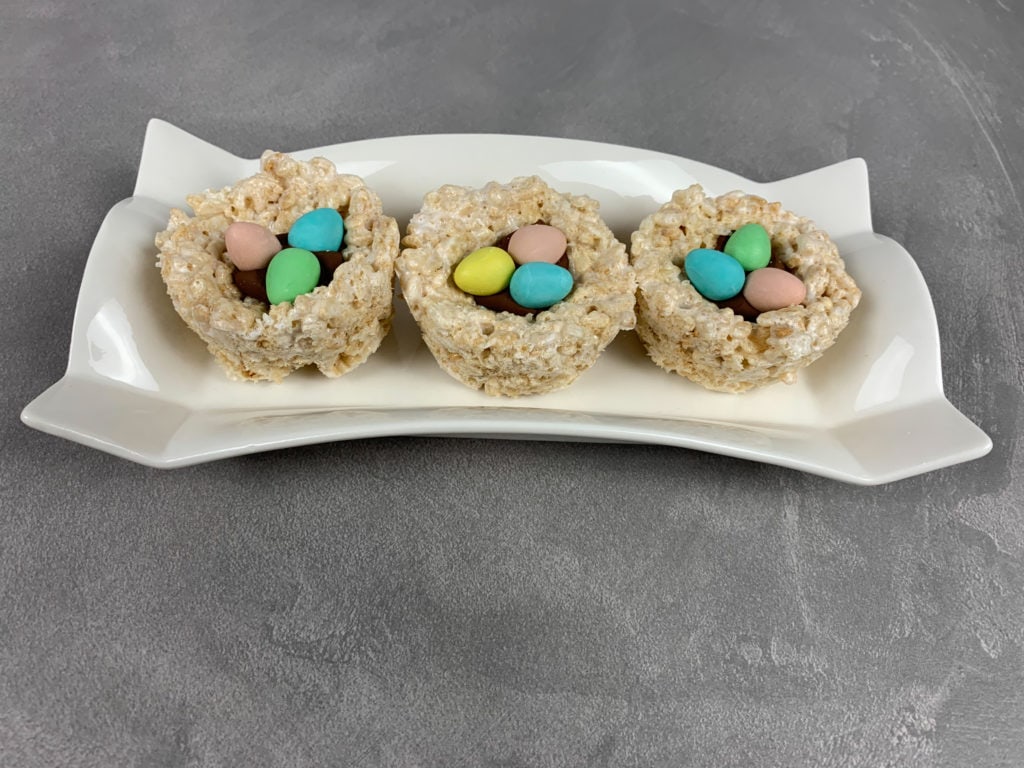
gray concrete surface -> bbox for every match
[3,0,1023,765]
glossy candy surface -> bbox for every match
[507,224,567,265]
[266,248,321,305]
[509,262,574,309]
[224,222,281,271]
[288,208,344,253]
[743,267,807,311]
[724,223,771,271]
[684,248,745,301]
[453,247,516,296]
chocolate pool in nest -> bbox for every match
[629,184,861,393]
[155,151,399,382]
[397,176,637,397]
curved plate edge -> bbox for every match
[20,121,992,483]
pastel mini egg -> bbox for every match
[453,247,516,296]
[743,267,807,312]
[509,262,574,309]
[683,248,745,301]
[266,248,321,305]
[724,223,771,271]
[507,224,568,265]
[288,208,344,252]
[224,221,282,271]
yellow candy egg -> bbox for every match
[453,247,515,296]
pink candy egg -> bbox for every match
[224,222,282,271]
[743,267,807,312]
[507,224,568,265]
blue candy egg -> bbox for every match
[509,262,574,309]
[683,248,745,301]
[288,208,344,252]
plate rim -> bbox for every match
[21,120,992,483]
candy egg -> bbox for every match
[288,208,345,252]
[509,262,574,309]
[683,248,745,301]
[507,224,568,265]
[224,221,282,271]
[724,223,771,271]
[743,267,807,312]
[453,247,516,296]
[266,248,321,305]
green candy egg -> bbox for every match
[724,223,771,271]
[266,248,320,305]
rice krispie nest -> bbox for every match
[156,151,399,382]
[397,176,637,397]
[630,185,861,393]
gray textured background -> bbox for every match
[3,0,1023,766]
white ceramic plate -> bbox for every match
[21,119,991,483]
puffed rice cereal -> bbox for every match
[630,185,860,393]
[155,151,399,382]
[398,176,636,397]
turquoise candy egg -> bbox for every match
[683,248,745,301]
[724,223,771,271]
[509,262,574,309]
[266,248,321,305]
[288,208,344,252]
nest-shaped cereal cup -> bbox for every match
[397,176,637,397]
[156,151,399,382]
[630,185,861,393]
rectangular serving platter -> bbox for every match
[21,119,992,483]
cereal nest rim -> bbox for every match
[397,176,636,397]
[155,151,399,382]
[629,184,861,393]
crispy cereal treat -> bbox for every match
[156,151,399,382]
[630,185,860,393]
[398,176,636,396]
